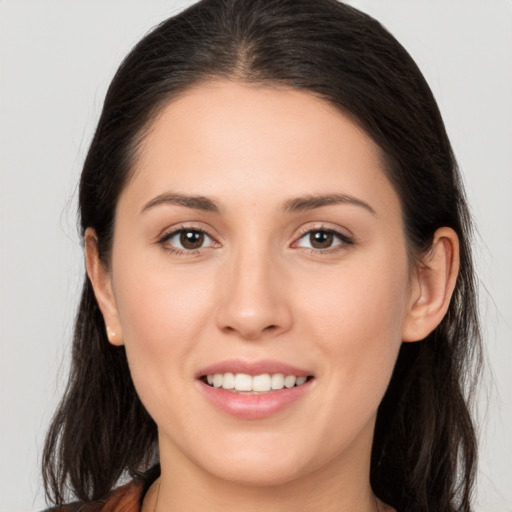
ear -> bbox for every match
[84,228,124,346]
[402,227,460,342]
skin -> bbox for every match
[86,80,459,512]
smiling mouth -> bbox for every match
[201,372,314,394]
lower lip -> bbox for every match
[198,379,313,420]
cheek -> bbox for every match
[111,258,218,407]
[299,252,409,340]
[287,265,408,457]
[115,259,215,347]
[296,250,410,400]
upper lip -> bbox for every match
[196,359,313,379]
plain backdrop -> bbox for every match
[1,1,511,511]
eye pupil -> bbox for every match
[180,230,204,249]
[310,231,333,249]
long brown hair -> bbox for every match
[43,1,482,510]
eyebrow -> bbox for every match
[282,194,376,215]
[140,191,376,216]
[141,192,221,214]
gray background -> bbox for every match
[1,1,511,510]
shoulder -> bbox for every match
[42,479,145,512]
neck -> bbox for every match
[145,427,387,512]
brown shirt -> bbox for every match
[44,479,146,512]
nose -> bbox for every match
[215,247,293,340]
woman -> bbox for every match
[42,0,481,511]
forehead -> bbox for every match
[121,80,400,219]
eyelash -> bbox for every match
[157,225,354,256]
[157,226,217,256]
[292,226,354,255]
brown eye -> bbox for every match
[309,231,334,249]
[162,229,215,252]
[180,230,205,249]
[294,228,352,252]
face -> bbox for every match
[93,81,420,487]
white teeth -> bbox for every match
[253,374,271,392]
[234,373,253,391]
[223,372,235,389]
[204,372,309,392]
[284,375,296,388]
[213,373,223,388]
[271,373,285,390]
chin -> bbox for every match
[205,456,309,487]
[189,432,321,487]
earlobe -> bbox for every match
[402,227,460,342]
[84,228,124,346]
